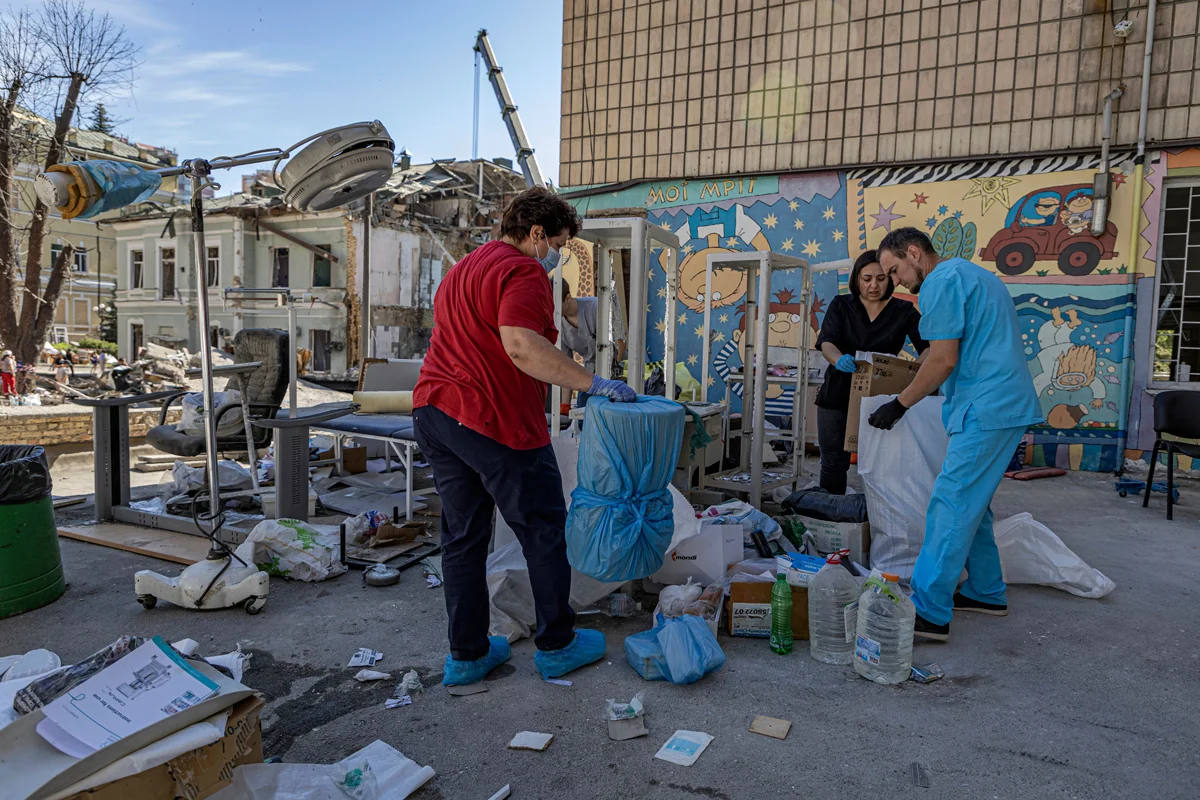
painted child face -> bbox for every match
[1033,197,1061,219]
[678,254,748,312]
[1066,194,1092,213]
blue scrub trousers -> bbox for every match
[911,412,1027,626]
[413,405,576,661]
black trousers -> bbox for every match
[817,406,852,496]
[413,405,575,660]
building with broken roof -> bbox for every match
[8,107,178,343]
[109,157,525,372]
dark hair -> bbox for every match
[849,249,894,300]
[500,186,581,241]
[877,226,936,259]
[559,278,573,301]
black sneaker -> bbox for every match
[913,613,950,642]
[953,592,1009,616]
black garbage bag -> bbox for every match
[0,445,52,505]
[781,487,868,523]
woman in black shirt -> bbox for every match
[814,249,928,494]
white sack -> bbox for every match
[243,519,346,582]
[995,513,1116,598]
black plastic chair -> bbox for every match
[1143,390,1200,520]
[147,328,290,459]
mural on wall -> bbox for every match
[636,172,851,412]
[848,151,1150,472]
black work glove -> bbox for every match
[867,397,909,430]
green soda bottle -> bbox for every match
[770,573,793,654]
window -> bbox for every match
[272,247,290,288]
[52,326,68,343]
[1154,183,1200,384]
[206,246,220,287]
[160,247,176,298]
[418,255,434,308]
[312,244,332,288]
[130,249,144,289]
[50,244,88,273]
[310,329,331,371]
[73,299,89,327]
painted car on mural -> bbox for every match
[979,184,1119,276]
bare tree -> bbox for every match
[0,6,50,354]
[0,0,137,362]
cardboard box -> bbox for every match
[342,444,368,474]
[726,582,809,640]
[651,520,742,587]
[371,520,429,548]
[795,516,871,567]
[65,695,265,800]
[844,352,922,452]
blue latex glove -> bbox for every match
[589,375,636,402]
[835,354,857,373]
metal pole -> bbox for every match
[189,164,222,528]
[627,219,647,390]
[701,256,714,403]
[664,240,678,401]
[361,193,373,361]
[288,296,298,419]
[749,254,772,508]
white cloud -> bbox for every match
[79,0,178,32]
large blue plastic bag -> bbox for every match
[624,615,725,685]
[566,395,685,581]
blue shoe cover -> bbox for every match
[442,635,511,686]
[534,629,607,679]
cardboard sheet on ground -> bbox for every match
[317,486,426,516]
[858,395,1115,597]
[488,435,701,642]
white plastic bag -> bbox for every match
[857,395,947,582]
[178,390,243,436]
[244,519,347,582]
[994,513,1116,598]
[172,459,252,494]
[659,577,703,617]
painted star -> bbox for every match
[802,239,822,257]
[788,200,799,211]
[822,206,837,220]
[926,217,939,229]
[937,205,948,215]
[952,210,963,219]
[725,237,739,247]
[686,353,698,366]
[645,304,651,313]
[713,331,725,343]
[681,243,694,255]
[763,213,779,229]
[912,193,928,207]
[694,324,706,338]
[718,313,729,324]
[656,286,668,299]
[832,229,845,242]
[961,176,1021,214]
[707,376,715,387]
[677,312,688,325]
[655,319,668,333]
[870,201,904,232]
[781,237,795,252]
[1113,171,1127,187]
[793,218,805,230]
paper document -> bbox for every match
[37,636,219,757]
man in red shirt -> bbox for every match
[413,187,635,686]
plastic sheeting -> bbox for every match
[566,396,685,582]
[994,513,1116,598]
[0,445,52,505]
[48,160,162,220]
[624,615,725,684]
[856,395,947,582]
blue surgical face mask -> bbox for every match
[539,245,560,273]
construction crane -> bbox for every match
[473,29,546,188]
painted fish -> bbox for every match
[1102,332,1123,344]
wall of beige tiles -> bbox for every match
[559,0,1200,187]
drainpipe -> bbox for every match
[1090,86,1124,236]
[1116,0,1157,471]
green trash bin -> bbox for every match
[0,445,64,618]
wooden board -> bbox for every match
[58,523,211,565]
[749,716,792,740]
[346,538,434,564]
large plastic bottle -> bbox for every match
[853,572,915,684]
[808,553,860,665]
[770,573,793,654]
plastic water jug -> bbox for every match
[854,572,915,684]
[807,552,859,665]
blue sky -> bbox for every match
[56,0,563,185]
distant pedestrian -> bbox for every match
[53,353,74,386]
[0,350,15,396]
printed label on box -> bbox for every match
[730,603,772,637]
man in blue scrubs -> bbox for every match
[871,228,1042,641]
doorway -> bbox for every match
[130,323,144,359]
[310,328,331,371]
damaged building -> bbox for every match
[110,158,526,373]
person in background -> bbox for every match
[814,250,927,494]
[53,351,74,386]
[412,187,636,687]
[559,279,627,407]
[0,350,15,396]
[871,227,1041,642]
